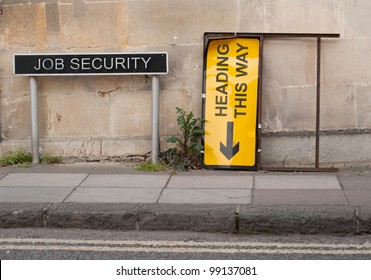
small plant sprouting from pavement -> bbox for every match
[40,152,63,164]
[0,150,63,166]
[134,162,166,172]
[160,107,204,171]
[0,150,32,166]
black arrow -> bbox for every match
[220,122,240,160]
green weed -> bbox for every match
[40,152,63,164]
[0,150,63,166]
[134,162,167,172]
[0,150,32,166]
[160,107,204,171]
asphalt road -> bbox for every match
[1,228,371,260]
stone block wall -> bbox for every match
[0,0,370,167]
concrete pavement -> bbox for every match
[0,163,370,234]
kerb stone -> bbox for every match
[45,203,139,230]
[0,203,46,228]
[239,206,356,234]
[138,204,237,233]
[358,207,371,234]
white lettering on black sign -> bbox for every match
[14,53,168,76]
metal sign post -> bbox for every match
[151,75,160,164]
[29,77,39,164]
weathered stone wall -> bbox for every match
[0,0,370,167]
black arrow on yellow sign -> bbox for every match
[220,122,240,160]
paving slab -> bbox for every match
[177,170,252,176]
[80,174,170,188]
[91,164,155,174]
[0,173,87,187]
[339,175,371,190]
[158,188,251,204]
[344,190,371,206]
[11,164,97,174]
[167,175,253,189]
[0,166,16,180]
[253,190,348,206]
[255,174,341,189]
[65,187,162,203]
[0,187,74,203]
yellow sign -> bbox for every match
[203,37,260,169]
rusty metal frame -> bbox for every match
[260,33,340,172]
[203,32,340,172]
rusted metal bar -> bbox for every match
[257,34,265,170]
[315,37,321,168]
[205,32,340,39]
[259,34,339,172]
[263,33,340,38]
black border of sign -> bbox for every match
[201,33,263,171]
[13,52,168,76]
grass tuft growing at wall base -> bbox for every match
[0,150,32,166]
[0,150,63,166]
[134,162,167,172]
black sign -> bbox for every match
[13,53,168,76]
